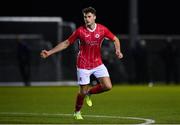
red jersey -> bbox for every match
[68,23,115,69]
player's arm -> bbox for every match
[40,40,70,58]
[113,36,123,59]
[103,25,123,59]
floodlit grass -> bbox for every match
[0,84,180,124]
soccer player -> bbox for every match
[40,6,123,120]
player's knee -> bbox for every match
[79,85,89,95]
[80,90,88,95]
[104,84,112,91]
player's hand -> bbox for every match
[40,50,50,58]
[115,50,123,59]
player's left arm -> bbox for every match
[103,25,123,59]
[113,36,123,59]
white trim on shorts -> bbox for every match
[77,64,109,85]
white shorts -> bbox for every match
[77,64,109,85]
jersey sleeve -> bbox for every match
[67,28,80,44]
[104,26,115,42]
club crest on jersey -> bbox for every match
[95,34,100,38]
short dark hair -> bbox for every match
[82,7,96,15]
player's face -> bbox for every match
[83,12,96,27]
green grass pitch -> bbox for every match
[0,85,180,124]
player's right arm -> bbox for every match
[41,27,80,59]
[40,40,70,58]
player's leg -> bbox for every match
[98,76,112,91]
[88,77,112,94]
[74,85,89,120]
[74,68,90,119]
[88,64,112,94]
[75,85,89,112]
[84,79,112,109]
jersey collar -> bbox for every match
[86,23,97,32]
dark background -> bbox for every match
[0,0,180,84]
[1,0,180,35]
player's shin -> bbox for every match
[75,93,85,112]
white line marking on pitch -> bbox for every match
[0,112,155,124]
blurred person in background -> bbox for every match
[160,39,179,84]
[16,35,31,86]
[40,7,123,119]
[133,40,149,84]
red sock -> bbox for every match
[88,84,105,94]
[75,93,85,112]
